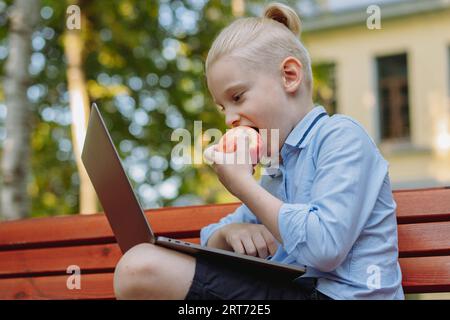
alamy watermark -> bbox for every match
[366,5,382,30]
[366,264,381,290]
[170,122,281,175]
[66,265,81,290]
[66,5,81,30]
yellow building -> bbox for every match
[302,0,450,190]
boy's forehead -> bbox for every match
[207,58,255,92]
[208,58,245,84]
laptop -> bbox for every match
[81,103,306,276]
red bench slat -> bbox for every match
[0,239,200,278]
[0,273,115,300]
[0,244,119,278]
[394,187,450,223]
[0,203,239,250]
[398,221,450,257]
[399,256,450,293]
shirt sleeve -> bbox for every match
[200,203,258,247]
[278,119,389,272]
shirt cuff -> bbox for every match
[200,223,224,247]
[278,202,312,255]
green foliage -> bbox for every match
[312,62,337,115]
[0,0,244,217]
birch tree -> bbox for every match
[1,0,40,220]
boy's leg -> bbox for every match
[113,242,195,300]
[113,242,330,300]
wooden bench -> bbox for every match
[0,186,449,299]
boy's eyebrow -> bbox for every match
[223,82,247,95]
[213,82,247,105]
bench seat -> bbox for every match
[0,187,449,299]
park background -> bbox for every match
[0,0,449,299]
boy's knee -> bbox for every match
[113,243,160,299]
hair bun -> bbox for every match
[263,2,302,37]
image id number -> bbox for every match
[221,304,270,315]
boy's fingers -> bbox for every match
[267,240,278,257]
[228,236,245,255]
[204,146,226,165]
[203,145,216,164]
[241,234,257,257]
[251,232,269,258]
[204,137,254,166]
[261,229,278,256]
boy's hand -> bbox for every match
[220,223,278,259]
[203,138,256,198]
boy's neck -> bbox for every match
[284,98,314,141]
[277,98,315,165]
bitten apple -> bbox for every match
[214,126,264,164]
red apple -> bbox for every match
[214,126,264,164]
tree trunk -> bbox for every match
[1,0,40,221]
[232,0,245,17]
[63,6,97,214]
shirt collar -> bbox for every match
[284,105,328,150]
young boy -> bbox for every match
[113,2,404,300]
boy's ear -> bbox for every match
[280,57,303,94]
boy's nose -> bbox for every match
[225,112,240,128]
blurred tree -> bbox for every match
[63,0,97,214]
[312,63,336,115]
[0,0,243,218]
[232,0,245,17]
[1,0,40,220]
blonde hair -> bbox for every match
[205,2,313,92]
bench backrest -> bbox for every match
[0,187,449,299]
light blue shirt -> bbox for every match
[200,105,404,300]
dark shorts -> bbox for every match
[185,255,332,300]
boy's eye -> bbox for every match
[233,93,243,102]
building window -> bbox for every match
[376,54,410,141]
[312,62,337,115]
